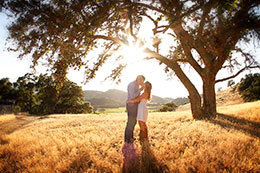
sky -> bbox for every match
[0,12,259,99]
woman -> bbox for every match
[126,81,152,141]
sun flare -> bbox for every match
[118,41,147,64]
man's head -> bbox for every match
[136,75,145,86]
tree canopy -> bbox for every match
[0,78,16,100]
[2,0,260,119]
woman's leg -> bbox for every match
[138,121,148,140]
[138,121,147,131]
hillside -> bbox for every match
[0,101,259,172]
[84,89,189,108]
[216,87,243,106]
[177,87,243,111]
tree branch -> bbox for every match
[214,1,260,73]
[90,35,124,45]
[198,0,214,35]
[127,2,137,40]
[215,65,260,83]
[174,25,204,75]
[143,47,201,102]
[131,2,167,15]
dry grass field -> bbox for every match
[0,101,260,172]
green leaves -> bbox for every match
[238,73,260,102]
[155,15,163,22]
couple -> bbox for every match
[124,75,152,143]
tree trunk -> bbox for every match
[188,92,204,120]
[164,59,204,119]
[146,50,204,120]
[202,73,217,119]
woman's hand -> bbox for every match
[126,100,133,104]
[140,83,145,91]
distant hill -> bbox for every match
[170,97,190,106]
[84,89,189,108]
[84,90,104,100]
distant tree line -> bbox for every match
[0,73,93,115]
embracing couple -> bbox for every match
[124,75,152,143]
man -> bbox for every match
[124,75,145,143]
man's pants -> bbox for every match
[124,103,138,143]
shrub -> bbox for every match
[159,102,177,112]
[14,105,21,115]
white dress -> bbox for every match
[137,99,148,122]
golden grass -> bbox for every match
[0,101,260,172]
[0,114,15,123]
[217,100,260,122]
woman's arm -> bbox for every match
[126,93,148,104]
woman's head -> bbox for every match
[144,81,152,100]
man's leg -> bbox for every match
[124,104,137,143]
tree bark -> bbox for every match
[188,92,204,120]
[202,73,217,119]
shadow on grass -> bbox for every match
[122,143,140,173]
[0,148,27,172]
[210,113,260,138]
[139,140,169,173]
[0,114,37,145]
[122,140,168,173]
[61,152,112,173]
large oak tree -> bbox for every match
[2,0,260,119]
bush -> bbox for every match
[238,73,260,102]
[82,102,93,113]
[159,102,177,112]
[14,105,21,115]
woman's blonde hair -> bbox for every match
[144,81,152,100]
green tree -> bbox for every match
[55,80,93,114]
[238,73,260,102]
[34,74,93,115]
[2,0,260,119]
[0,78,16,100]
[14,73,38,113]
[33,74,58,115]
[12,73,92,115]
